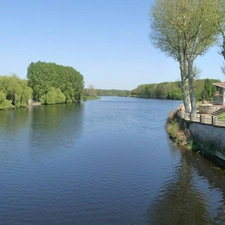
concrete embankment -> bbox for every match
[176,110,225,163]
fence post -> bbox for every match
[212,116,217,125]
[200,115,205,123]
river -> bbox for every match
[0,97,225,225]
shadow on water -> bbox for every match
[147,144,225,225]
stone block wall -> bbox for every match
[189,122,225,151]
[176,110,225,161]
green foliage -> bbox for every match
[84,85,96,96]
[166,113,188,145]
[40,87,66,105]
[131,79,220,101]
[186,139,199,151]
[0,91,15,110]
[83,95,100,101]
[193,78,219,102]
[27,61,84,103]
[83,85,98,100]
[203,79,217,101]
[95,89,131,97]
[196,101,202,108]
[167,120,179,139]
[132,82,182,99]
[201,89,208,101]
[218,113,225,121]
[0,74,32,108]
[149,0,225,114]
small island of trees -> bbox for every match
[0,61,84,110]
[27,61,84,104]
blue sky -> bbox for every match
[1,0,224,90]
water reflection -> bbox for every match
[0,108,33,158]
[0,108,32,137]
[0,103,84,160]
[28,103,84,158]
[1,98,225,224]
[147,149,225,225]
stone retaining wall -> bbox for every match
[176,111,225,161]
[190,122,225,150]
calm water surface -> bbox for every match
[1,97,225,225]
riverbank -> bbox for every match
[167,110,225,168]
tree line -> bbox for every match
[150,0,225,117]
[95,89,130,97]
[84,79,218,102]
[0,61,84,109]
[131,79,219,101]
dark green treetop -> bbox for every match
[27,61,84,103]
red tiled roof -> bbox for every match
[212,83,225,88]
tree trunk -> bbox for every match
[187,60,197,118]
[179,60,191,113]
[222,34,225,60]
[181,77,191,113]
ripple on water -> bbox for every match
[1,98,225,225]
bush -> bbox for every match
[0,91,15,110]
[40,87,66,105]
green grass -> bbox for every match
[218,113,225,121]
[167,121,179,139]
[185,139,199,151]
[196,101,202,108]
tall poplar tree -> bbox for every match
[214,0,225,74]
[149,0,225,116]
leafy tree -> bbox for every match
[203,79,217,101]
[40,87,66,105]
[149,0,225,116]
[201,89,209,101]
[55,88,66,104]
[131,79,220,101]
[213,0,225,73]
[84,85,96,97]
[131,81,182,99]
[95,89,130,97]
[0,91,14,110]
[27,61,84,103]
[0,74,32,107]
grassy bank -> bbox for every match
[166,111,217,156]
[167,111,193,148]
